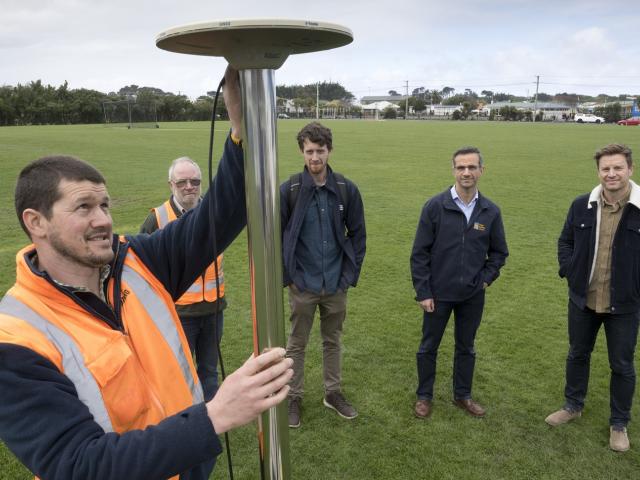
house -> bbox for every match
[361,101,400,119]
[483,101,572,120]
[360,95,408,105]
[579,99,637,118]
[279,98,304,115]
[429,104,461,116]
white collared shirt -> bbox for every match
[450,185,478,222]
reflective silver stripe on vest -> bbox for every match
[204,277,223,291]
[0,294,114,433]
[122,264,204,404]
[185,283,204,294]
[183,277,223,294]
[155,203,170,228]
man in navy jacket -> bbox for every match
[546,144,640,452]
[411,146,508,419]
[280,122,366,428]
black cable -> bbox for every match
[208,76,234,480]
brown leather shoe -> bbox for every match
[453,398,486,418]
[414,400,432,418]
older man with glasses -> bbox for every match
[141,157,226,401]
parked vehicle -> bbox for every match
[278,113,290,119]
[617,117,640,126]
[574,113,605,124]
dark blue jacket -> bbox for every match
[280,166,366,291]
[411,188,508,302]
[0,136,246,480]
[558,181,640,314]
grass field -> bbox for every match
[1,119,640,479]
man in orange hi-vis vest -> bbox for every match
[141,156,226,400]
[0,66,293,480]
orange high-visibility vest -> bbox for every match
[153,200,224,305]
[0,246,203,453]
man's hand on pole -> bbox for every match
[223,65,242,141]
[206,347,293,434]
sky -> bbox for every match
[2,0,639,101]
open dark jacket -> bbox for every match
[558,180,640,314]
[280,165,366,291]
[411,187,508,302]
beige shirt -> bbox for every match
[586,190,629,312]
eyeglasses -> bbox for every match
[454,165,479,172]
[172,178,201,188]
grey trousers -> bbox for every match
[286,285,347,398]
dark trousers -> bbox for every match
[564,300,639,427]
[182,311,224,402]
[416,291,485,401]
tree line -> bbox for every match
[1,78,635,126]
[0,80,231,126]
[0,80,358,127]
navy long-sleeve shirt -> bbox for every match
[0,136,246,479]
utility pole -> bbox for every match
[316,82,319,119]
[405,80,409,120]
[533,75,540,123]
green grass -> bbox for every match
[1,120,640,479]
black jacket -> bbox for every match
[411,187,508,302]
[558,181,640,314]
[280,165,366,291]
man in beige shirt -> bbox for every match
[546,144,640,452]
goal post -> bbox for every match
[102,99,159,128]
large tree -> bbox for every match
[441,86,455,98]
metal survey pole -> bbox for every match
[239,68,290,480]
[155,19,352,480]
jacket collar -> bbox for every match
[301,165,337,193]
[444,186,485,209]
[588,179,640,209]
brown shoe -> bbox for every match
[610,426,630,452]
[323,391,358,419]
[544,408,581,426]
[288,397,301,428]
[453,398,486,418]
[414,400,432,419]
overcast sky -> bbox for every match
[2,0,639,100]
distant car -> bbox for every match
[617,117,640,126]
[278,113,290,119]
[574,113,605,124]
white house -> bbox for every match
[361,101,399,119]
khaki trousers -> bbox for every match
[286,285,347,398]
